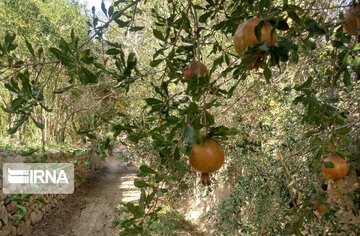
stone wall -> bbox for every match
[0,150,102,236]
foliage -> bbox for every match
[0,0,359,235]
[7,194,32,226]
[148,208,204,236]
[116,164,167,235]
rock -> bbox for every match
[16,222,25,235]
[6,202,17,214]
[30,211,43,225]
[25,219,31,234]
[0,205,8,225]
[9,226,16,236]
[41,204,50,214]
[29,212,37,225]
[23,213,29,222]
[29,205,36,211]
[0,226,10,236]
[0,193,6,202]
[16,221,29,235]
[38,210,43,221]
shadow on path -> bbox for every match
[31,158,139,236]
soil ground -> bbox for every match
[31,158,139,236]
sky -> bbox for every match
[78,0,110,13]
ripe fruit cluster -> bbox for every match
[185,8,356,185]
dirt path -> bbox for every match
[31,158,139,236]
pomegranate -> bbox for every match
[321,154,349,180]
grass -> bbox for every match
[149,209,204,236]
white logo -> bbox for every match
[7,168,69,184]
[2,163,74,194]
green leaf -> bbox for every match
[145,98,162,105]
[19,71,32,96]
[343,68,351,87]
[255,21,265,42]
[129,26,144,32]
[199,11,213,23]
[53,85,73,94]
[108,6,114,17]
[4,33,16,46]
[263,66,272,83]
[352,56,360,75]
[106,48,122,55]
[101,1,107,17]
[210,126,238,138]
[8,116,28,134]
[287,10,301,24]
[13,61,24,68]
[80,49,94,64]
[139,165,156,174]
[353,44,360,51]
[336,127,351,135]
[276,20,290,31]
[114,19,130,28]
[227,78,241,98]
[134,179,149,188]
[139,188,146,205]
[25,40,35,57]
[75,173,83,184]
[124,202,145,217]
[39,103,53,112]
[324,161,335,168]
[20,148,39,156]
[10,97,25,111]
[183,124,200,145]
[3,33,17,53]
[150,59,163,67]
[4,82,18,93]
[126,53,137,70]
[303,39,316,50]
[49,47,73,67]
[204,111,215,126]
[294,76,313,92]
[153,29,165,41]
[34,197,46,205]
[37,47,43,59]
[31,116,44,129]
[78,67,98,84]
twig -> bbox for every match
[80,0,142,48]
